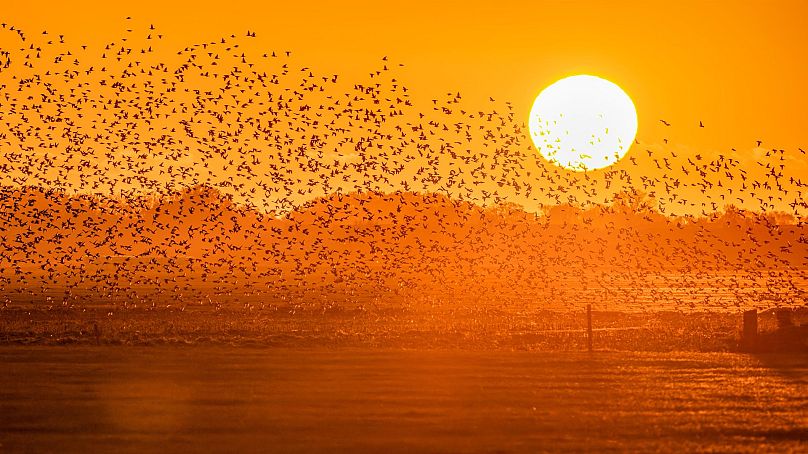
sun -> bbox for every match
[528,75,637,172]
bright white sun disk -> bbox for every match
[528,75,637,171]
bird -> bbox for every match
[0,19,802,330]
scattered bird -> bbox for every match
[0,21,803,316]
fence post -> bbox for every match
[587,304,593,352]
[93,322,101,346]
[742,309,757,351]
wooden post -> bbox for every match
[93,322,101,346]
[587,304,593,352]
[742,309,757,351]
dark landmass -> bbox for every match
[2,185,807,314]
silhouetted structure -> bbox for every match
[775,309,793,329]
[587,304,593,352]
[741,309,758,351]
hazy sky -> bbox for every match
[2,1,806,218]
[5,0,807,152]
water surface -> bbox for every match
[1,347,806,452]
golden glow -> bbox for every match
[529,75,638,172]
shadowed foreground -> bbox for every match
[1,347,806,453]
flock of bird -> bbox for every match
[0,20,806,313]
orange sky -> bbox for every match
[2,1,807,312]
[1,0,806,217]
[5,0,807,151]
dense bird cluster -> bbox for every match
[0,21,806,313]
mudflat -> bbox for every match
[1,347,806,453]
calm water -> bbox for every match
[1,347,806,453]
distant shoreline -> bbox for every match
[5,306,805,352]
